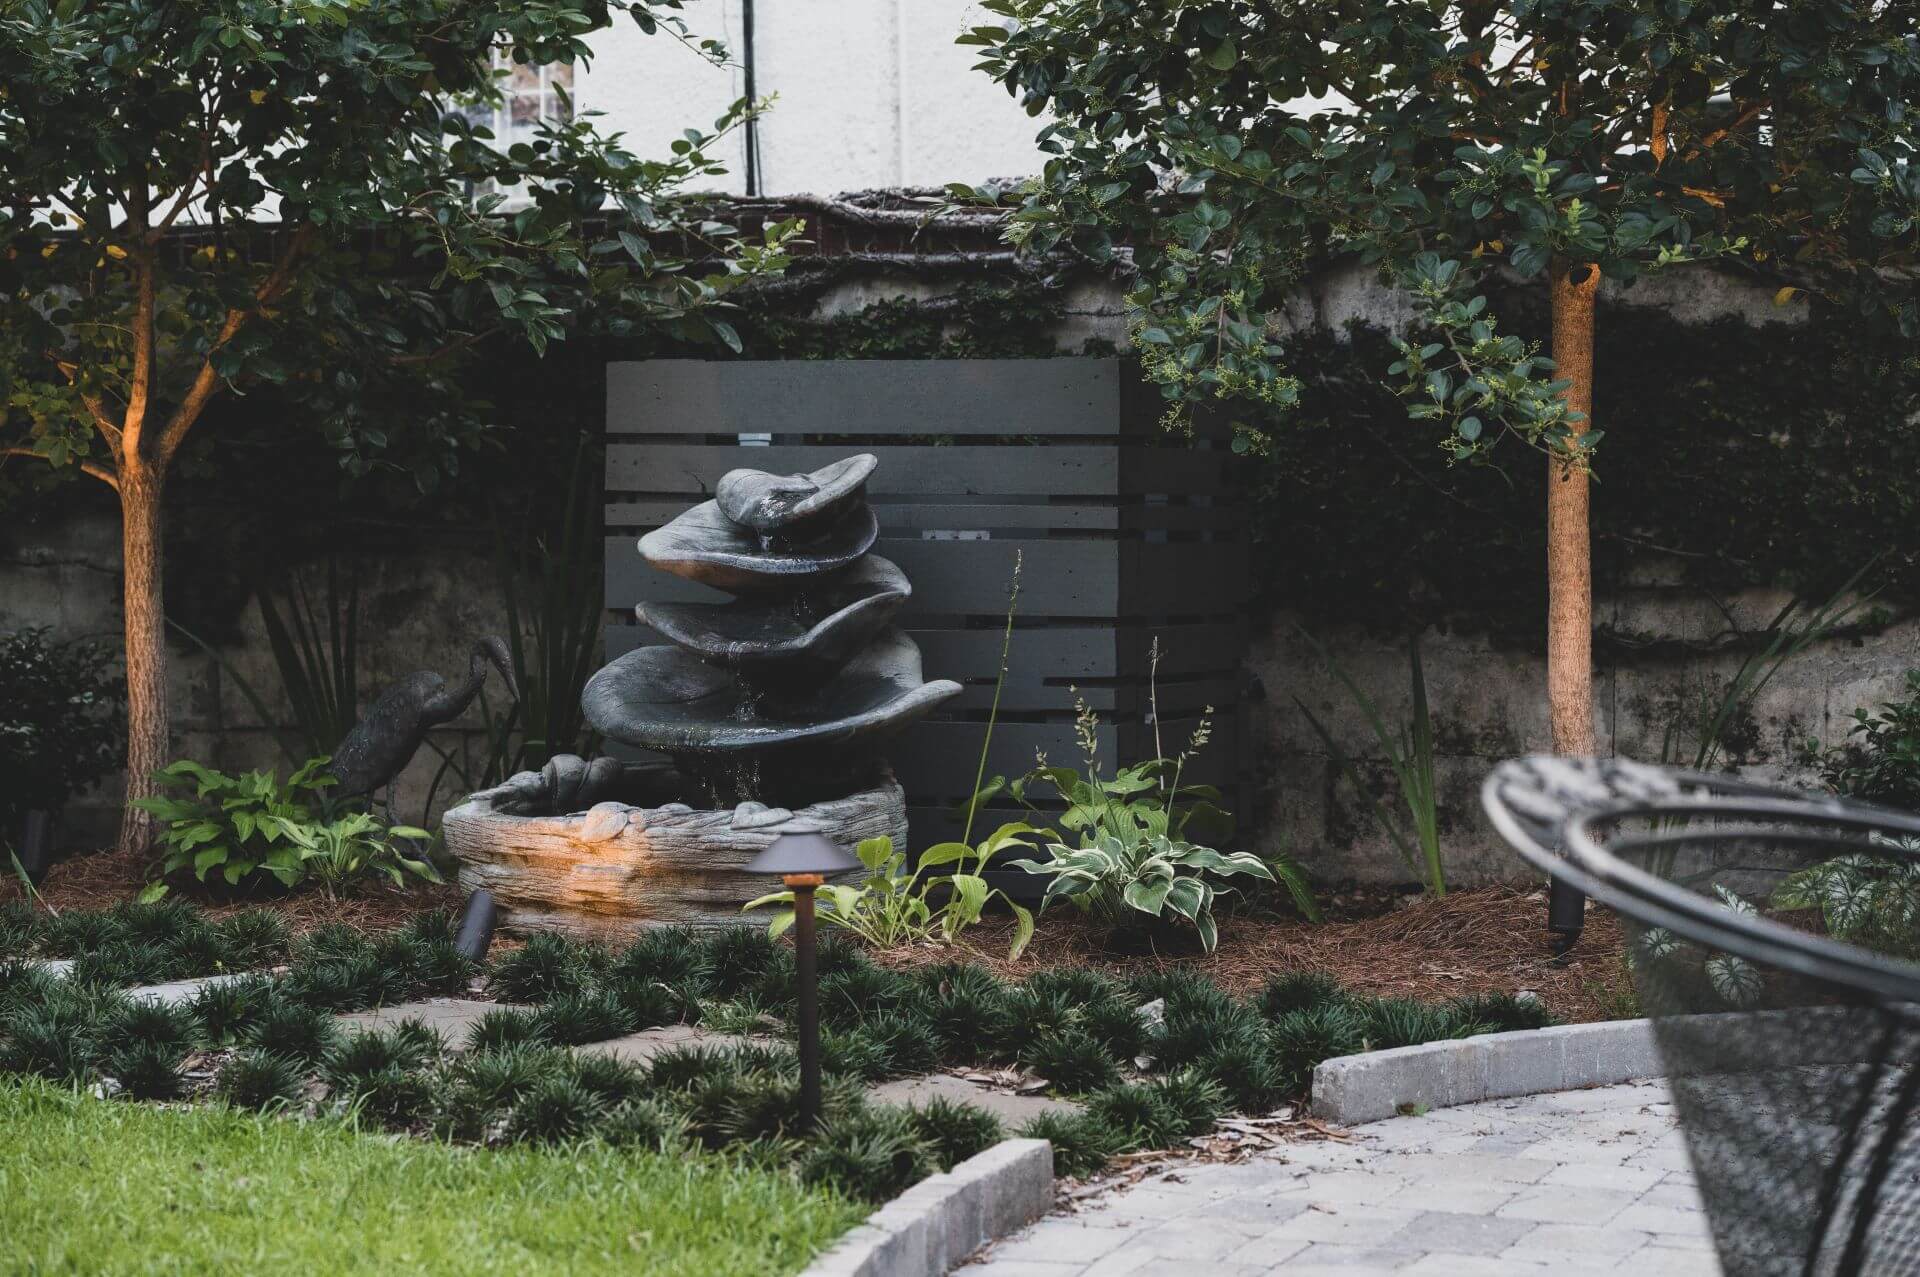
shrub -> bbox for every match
[646,1044,738,1094]
[1196,1036,1289,1113]
[1085,1082,1185,1150]
[817,964,914,1030]
[488,932,608,1003]
[0,628,124,831]
[0,959,60,1016]
[296,923,374,965]
[217,1049,308,1111]
[533,989,636,1046]
[607,973,691,1030]
[101,998,198,1057]
[1451,991,1557,1033]
[566,1053,646,1107]
[611,927,709,991]
[188,974,278,1046]
[104,1040,188,1100]
[0,902,43,958]
[909,1096,1004,1170]
[1356,997,1486,1050]
[1022,1028,1122,1093]
[999,986,1080,1050]
[345,1065,438,1129]
[1258,971,1346,1019]
[911,964,1011,1059]
[216,910,292,966]
[1270,1003,1366,1093]
[861,1010,941,1077]
[701,926,784,998]
[600,1097,690,1152]
[820,1026,892,1082]
[438,1046,556,1136]
[242,998,339,1065]
[800,1105,936,1202]
[465,1007,550,1054]
[1151,1070,1229,1138]
[1810,670,1920,810]
[1018,1110,1122,1179]
[1153,999,1267,1070]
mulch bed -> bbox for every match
[875,888,1632,1026]
[11,849,1632,1023]
[4,845,461,936]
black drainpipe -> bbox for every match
[742,0,761,196]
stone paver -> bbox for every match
[335,998,509,1045]
[960,1080,1722,1276]
[872,1074,1083,1125]
[574,1023,754,1064]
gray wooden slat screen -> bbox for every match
[603,357,1248,853]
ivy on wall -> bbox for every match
[1249,296,1920,637]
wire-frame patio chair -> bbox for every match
[1484,756,1920,1277]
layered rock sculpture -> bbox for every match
[443,454,959,936]
[583,453,961,801]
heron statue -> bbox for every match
[329,636,519,801]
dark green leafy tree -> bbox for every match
[965,0,1919,757]
[0,0,797,852]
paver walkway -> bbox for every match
[960,1079,1719,1276]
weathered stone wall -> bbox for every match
[6,258,1912,888]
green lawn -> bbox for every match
[0,1078,866,1276]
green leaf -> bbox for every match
[1205,40,1237,70]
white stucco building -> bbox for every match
[554,1,1045,195]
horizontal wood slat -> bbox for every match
[608,359,1126,437]
[608,444,1225,498]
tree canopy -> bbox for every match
[963,0,1919,458]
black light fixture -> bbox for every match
[454,889,499,964]
[744,831,861,1128]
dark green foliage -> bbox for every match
[111,900,201,948]
[1356,997,1486,1051]
[1082,996,1146,1059]
[1024,967,1125,1007]
[861,1011,941,1077]
[242,998,339,1066]
[0,958,60,1015]
[1126,969,1234,1019]
[700,927,784,998]
[216,1049,308,1111]
[820,1026,892,1082]
[1086,1082,1185,1151]
[70,941,173,989]
[105,1040,188,1100]
[813,932,873,977]
[1018,1110,1122,1180]
[0,628,124,828]
[41,909,122,957]
[800,1105,937,1202]
[465,1007,549,1055]
[216,909,291,966]
[911,964,1011,1059]
[713,1070,811,1145]
[384,1017,448,1064]
[1,1003,103,1080]
[533,989,637,1046]
[281,954,386,1012]
[295,923,374,966]
[606,973,690,1030]
[1153,999,1267,1070]
[611,928,709,992]
[400,909,458,946]
[437,1046,556,1136]
[999,986,1080,1050]
[647,1045,737,1094]
[817,964,914,1030]
[345,1065,438,1130]
[1196,1036,1289,1113]
[489,933,609,1003]
[165,920,239,976]
[405,939,478,999]
[1812,671,1920,810]
[726,1042,801,1079]
[506,1073,606,1144]
[102,998,198,1057]
[188,975,278,1046]
[909,1097,1004,1171]
[0,903,43,958]
[599,1096,690,1151]
[566,1054,646,1108]
[1151,1070,1229,1138]
[321,1027,434,1094]
[1451,992,1557,1033]
[1270,1003,1366,1093]
[1259,971,1347,1019]
[1023,1028,1122,1093]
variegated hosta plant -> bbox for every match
[1009,829,1275,953]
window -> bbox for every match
[462,59,574,152]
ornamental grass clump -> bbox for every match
[188,974,278,1046]
[646,1044,738,1094]
[0,959,59,1016]
[465,1007,549,1054]
[1196,1035,1289,1113]
[1085,1081,1186,1150]
[909,1096,1005,1170]
[1259,970,1347,1019]
[532,989,636,1046]
[489,932,610,1003]
[817,963,915,1030]
[800,1105,936,1203]
[910,964,1011,1059]
[1018,1110,1123,1180]
[599,1097,690,1152]
[820,1026,892,1082]
[860,1010,941,1077]
[0,903,43,958]
[700,926,784,999]
[605,973,689,1030]
[1451,991,1558,1033]
[242,998,338,1066]
[216,1049,307,1111]
[566,1054,646,1108]
[506,1074,605,1145]
[1270,1003,1366,1093]
[1357,997,1490,1051]
[1022,1027,1123,1093]
[217,909,291,967]
[1151,1070,1229,1138]
[611,926,709,992]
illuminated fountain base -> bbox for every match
[441,756,903,938]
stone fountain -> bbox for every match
[442,454,961,936]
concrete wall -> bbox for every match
[7,259,1914,889]
[578,1,1044,194]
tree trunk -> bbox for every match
[117,464,169,854]
[1547,263,1599,757]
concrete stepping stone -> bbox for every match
[336,998,510,1045]
[573,1024,753,1064]
[125,973,250,1007]
[871,1072,1082,1124]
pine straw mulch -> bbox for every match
[874,886,1633,1026]
[1,845,461,937]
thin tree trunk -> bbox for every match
[1547,263,1599,757]
[117,463,168,853]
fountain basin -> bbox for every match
[636,555,911,674]
[442,759,904,937]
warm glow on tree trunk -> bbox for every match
[1547,262,1599,758]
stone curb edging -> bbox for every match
[802,1138,1054,1277]
[1310,1018,1663,1125]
